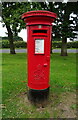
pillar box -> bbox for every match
[22,10,57,104]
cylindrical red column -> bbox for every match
[22,10,57,105]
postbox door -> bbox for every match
[27,25,52,90]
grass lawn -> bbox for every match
[2,53,76,118]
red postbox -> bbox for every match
[22,10,57,102]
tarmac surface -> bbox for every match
[1,49,77,53]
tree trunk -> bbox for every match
[6,23,16,54]
[61,37,68,56]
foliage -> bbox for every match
[1,2,42,35]
[52,41,78,48]
[13,36,23,41]
[1,40,27,48]
[2,37,8,40]
[67,41,78,48]
[39,2,78,56]
[54,2,78,39]
[39,2,78,40]
[1,2,42,54]
[1,40,78,49]
[14,41,27,48]
[1,40,10,48]
[70,104,76,110]
[2,36,23,41]
[1,2,78,55]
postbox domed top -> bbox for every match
[22,10,57,20]
[22,10,57,26]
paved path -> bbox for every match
[1,49,77,53]
[53,49,77,53]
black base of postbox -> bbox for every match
[27,87,49,107]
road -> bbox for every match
[1,49,77,53]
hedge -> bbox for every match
[14,41,27,48]
[0,40,78,48]
[0,40,27,48]
[52,41,78,48]
[2,36,23,41]
[1,40,10,48]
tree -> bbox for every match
[55,2,78,56]
[39,2,57,54]
[39,2,78,56]
[1,2,77,55]
[2,2,31,54]
[2,2,16,54]
[1,2,42,54]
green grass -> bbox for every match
[50,53,76,93]
[2,53,27,98]
[2,53,76,118]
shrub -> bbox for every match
[52,41,62,48]
[13,36,23,41]
[52,41,78,48]
[2,40,10,48]
[0,40,2,48]
[1,40,27,48]
[67,41,78,48]
[14,41,27,48]
[2,37,8,40]
[1,40,78,48]
[2,36,23,41]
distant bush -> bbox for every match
[52,41,78,48]
[14,41,27,48]
[0,41,1,47]
[1,40,78,48]
[1,40,27,48]
[2,40,10,48]
[67,41,78,48]
[2,36,23,41]
[52,41,62,48]
[13,36,23,41]
[2,37,8,40]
